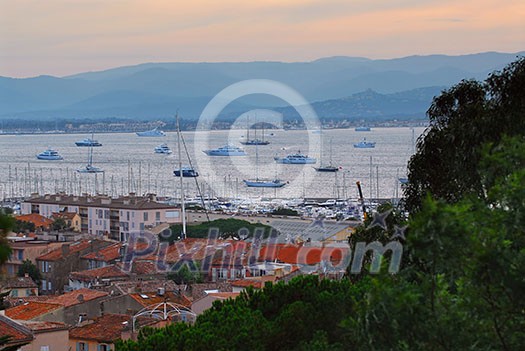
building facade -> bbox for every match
[21,193,182,241]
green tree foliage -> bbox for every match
[167,263,203,285]
[0,209,14,265]
[12,219,35,233]
[165,219,273,242]
[51,217,68,231]
[17,259,42,284]
[405,57,525,212]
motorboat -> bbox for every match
[355,126,371,132]
[37,149,63,160]
[274,151,316,164]
[203,145,247,156]
[240,139,270,146]
[353,138,376,148]
[243,179,286,188]
[75,134,102,147]
[136,128,166,137]
[154,144,172,154]
[174,167,199,177]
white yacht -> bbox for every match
[154,144,172,154]
[203,145,247,156]
[136,128,166,137]
[37,149,63,160]
[274,151,316,164]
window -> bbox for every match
[126,211,130,221]
[40,346,50,351]
[98,344,110,351]
[41,280,47,291]
[41,261,51,273]
[77,342,88,351]
[11,289,18,297]
[166,211,179,218]
[140,223,145,231]
[47,281,52,291]
[17,250,23,260]
[217,269,227,279]
[143,212,148,221]
[155,212,161,221]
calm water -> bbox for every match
[0,127,424,200]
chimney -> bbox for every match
[24,273,29,278]
[61,244,70,256]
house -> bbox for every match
[51,211,82,232]
[15,213,53,231]
[21,193,182,241]
[81,243,123,269]
[36,240,113,294]
[0,314,34,349]
[69,313,156,351]
[1,240,63,277]
[5,301,63,322]
[18,320,69,351]
[191,292,240,315]
[0,275,38,298]
[69,265,129,290]
[6,288,110,326]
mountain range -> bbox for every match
[1,51,523,121]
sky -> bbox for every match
[1,0,524,77]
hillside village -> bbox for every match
[0,192,354,350]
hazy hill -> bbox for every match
[0,51,522,121]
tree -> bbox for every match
[17,259,42,284]
[405,58,525,212]
[51,217,68,231]
[0,210,14,265]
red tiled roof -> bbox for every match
[69,314,131,343]
[5,301,62,321]
[20,320,68,333]
[36,241,92,261]
[258,244,347,265]
[70,265,129,281]
[2,276,37,289]
[0,315,33,346]
[46,288,109,307]
[128,261,159,275]
[15,213,53,228]
[231,279,264,289]
[81,243,123,262]
[129,291,191,308]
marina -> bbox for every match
[0,127,422,201]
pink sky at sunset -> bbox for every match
[1,0,524,77]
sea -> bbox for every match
[0,127,425,201]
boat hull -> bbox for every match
[243,179,285,188]
[274,158,316,164]
[240,140,270,145]
[203,150,247,156]
[315,166,339,172]
[37,155,63,160]
[75,141,102,147]
[174,169,199,177]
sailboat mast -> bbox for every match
[177,113,187,239]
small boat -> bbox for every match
[174,167,199,177]
[37,149,63,160]
[243,179,286,188]
[75,134,102,147]
[203,145,247,156]
[136,128,166,137]
[77,145,103,173]
[154,144,172,154]
[77,164,104,174]
[274,151,316,164]
[315,137,339,172]
[353,138,376,148]
[355,126,371,132]
[398,177,409,184]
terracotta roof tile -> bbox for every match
[259,244,348,265]
[5,301,62,321]
[19,320,68,333]
[81,243,123,262]
[2,276,37,289]
[46,288,109,307]
[69,314,131,343]
[231,279,264,289]
[37,240,92,261]
[0,315,33,345]
[15,213,53,228]
[129,291,191,308]
[70,265,129,281]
